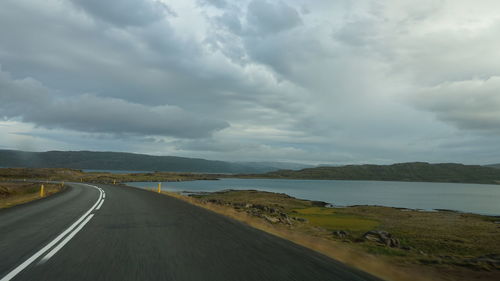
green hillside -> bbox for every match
[248,162,500,184]
[0,150,278,174]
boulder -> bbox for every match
[264,215,280,224]
[253,204,266,211]
[279,217,293,225]
[363,230,400,248]
[293,217,308,223]
[332,230,349,239]
[269,208,279,214]
[468,254,500,267]
[311,201,328,207]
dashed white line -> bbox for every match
[0,184,103,281]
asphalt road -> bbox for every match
[0,183,383,281]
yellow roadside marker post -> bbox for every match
[40,184,45,198]
[61,181,64,188]
[157,182,161,194]
[113,179,116,185]
[80,178,83,182]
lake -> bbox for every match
[127,178,500,216]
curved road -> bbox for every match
[0,183,382,281]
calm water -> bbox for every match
[127,178,500,216]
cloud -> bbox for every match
[246,0,302,35]
[69,0,175,27]
[198,0,227,9]
[0,67,228,138]
[415,77,500,134]
[1,0,500,164]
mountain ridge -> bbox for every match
[0,150,296,173]
[244,162,500,184]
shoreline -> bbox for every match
[126,178,500,216]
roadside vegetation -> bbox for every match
[0,182,63,209]
[166,189,500,281]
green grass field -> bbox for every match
[293,207,379,232]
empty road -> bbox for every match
[0,183,382,281]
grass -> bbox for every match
[332,206,500,261]
[0,182,64,208]
[293,207,379,232]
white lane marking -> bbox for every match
[0,184,102,281]
[103,193,106,199]
[40,214,95,262]
[95,199,105,210]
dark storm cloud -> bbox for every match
[246,0,302,35]
[69,0,175,26]
[0,68,228,138]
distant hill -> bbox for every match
[486,164,500,169]
[0,150,292,174]
[234,161,314,171]
[247,162,500,184]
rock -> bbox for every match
[247,209,262,217]
[293,217,308,222]
[390,238,400,248]
[332,230,349,239]
[468,254,500,266]
[264,215,280,224]
[362,230,400,248]
[253,204,265,210]
[244,203,253,208]
[311,201,328,207]
[278,212,288,218]
[279,217,293,225]
[207,199,222,204]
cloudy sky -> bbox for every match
[1,0,499,165]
